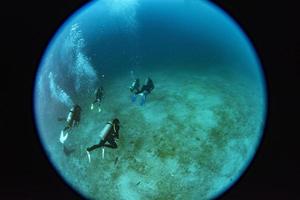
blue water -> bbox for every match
[34,0,267,199]
[45,0,261,78]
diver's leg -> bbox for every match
[104,139,117,149]
[93,99,98,104]
[131,94,137,102]
[70,120,75,128]
[140,93,147,106]
[86,139,105,162]
[87,139,105,152]
[63,125,70,132]
[96,99,102,112]
[91,99,97,110]
[87,144,101,152]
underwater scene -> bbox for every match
[34,0,267,199]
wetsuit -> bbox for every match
[139,78,154,95]
[130,78,140,94]
[137,78,154,105]
[93,87,104,104]
[63,105,81,131]
[87,121,120,152]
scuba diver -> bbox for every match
[129,78,140,102]
[91,87,104,112]
[59,104,81,144]
[130,77,154,105]
[86,118,120,162]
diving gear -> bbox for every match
[86,118,120,154]
[130,78,140,94]
[86,150,91,163]
[60,104,81,143]
[59,131,68,144]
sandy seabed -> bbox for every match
[42,68,265,200]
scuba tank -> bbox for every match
[130,78,140,93]
[99,119,120,140]
[99,122,113,140]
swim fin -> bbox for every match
[102,148,105,159]
[60,130,68,144]
[86,150,91,163]
[131,95,137,103]
[140,95,146,106]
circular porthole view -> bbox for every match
[34,0,267,199]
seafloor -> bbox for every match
[42,67,264,200]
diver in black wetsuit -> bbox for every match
[137,78,155,105]
[60,104,82,144]
[129,78,140,102]
[87,118,120,150]
[130,78,140,94]
[91,87,104,112]
[130,77,154,105]
[86,119,120,162]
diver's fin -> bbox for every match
[140,95,146,106]
[131,95,137,103]
[91,104,94,110]
[98,107,102,112]
[59,131,68,144]
[86,150,91,163]
[102,148,105,159]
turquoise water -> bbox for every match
[34,0,267,199]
